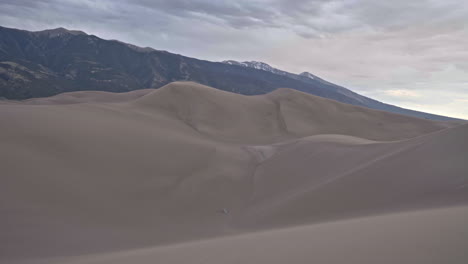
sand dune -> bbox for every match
[238,124,468,228]
[1,89,153,105]
[1,82,466,263]
[15,206,468,264]
[131,82,451,143]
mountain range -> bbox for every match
[0,25,457,121]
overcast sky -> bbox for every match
[1,0,467,119]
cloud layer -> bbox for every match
[1,0,467,118]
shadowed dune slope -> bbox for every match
[1,82,466,263]
[238,123,468,228]
[17,206,468,264]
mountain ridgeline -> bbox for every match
[0,26,456,120]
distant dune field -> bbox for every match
[1,82,467,264]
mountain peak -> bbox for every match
[222,60,290,77]
[223,60,322,82]
[299,72,317,79]
[34,27,87,37]
[222,60,274,71]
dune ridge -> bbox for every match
[131,82,452,143]
[1,82,466,263]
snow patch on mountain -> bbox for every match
[222,60,323,82]
[299,72,317,79]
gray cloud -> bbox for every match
[1,0,467,118]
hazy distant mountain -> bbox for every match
[0,26,457,120]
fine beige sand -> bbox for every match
[1,82,467,263]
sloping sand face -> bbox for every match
[1,82,466,263]
[18,206,468,264]
[236,124,468,228]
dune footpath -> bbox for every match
[1,82,467,263]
